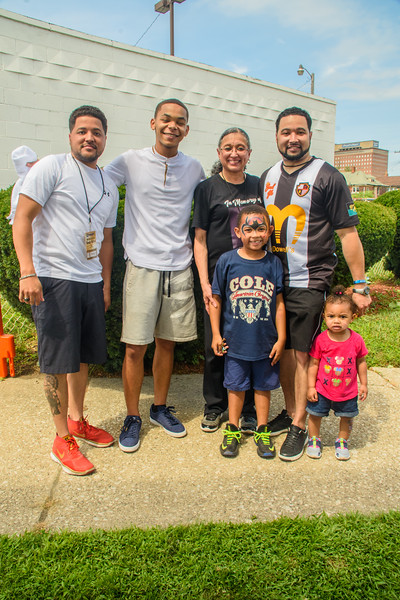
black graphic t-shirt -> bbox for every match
[212,250,283,361]
[192,173,262,279]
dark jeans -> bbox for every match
[203,307,255,417]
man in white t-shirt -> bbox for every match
[105,99,205,452]
[13,106,119,476]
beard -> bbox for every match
[280,144,310,162]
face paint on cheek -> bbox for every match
[241,215,267,234]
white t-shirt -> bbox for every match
[21,153,119,283]
[105,147,205,271]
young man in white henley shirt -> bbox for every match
[105,99,205,452]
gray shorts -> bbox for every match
[121,262,197,345]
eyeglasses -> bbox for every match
[220,145,249,153]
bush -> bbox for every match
[375,189,400,277]
[333,200,396,287]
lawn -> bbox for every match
[1,512,400,599]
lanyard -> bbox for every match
[72,156,105,226]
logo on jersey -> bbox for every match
[267,204,306,245]
[347,201,358,217]
[264,182,276,200]
[295,182,310,197]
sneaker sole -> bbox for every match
[306,451,322,459]
[150,416,187,438]
[278,439,308,462]
[200,423,219,432]
[257,449,276,459]
[72,434,115,448]
[118,439,141,453]
[335,453,350,461]
[50,452,95,476]
[220,447,239,458]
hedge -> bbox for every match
[374,189,400,278]
[333,199,397,287]
[0,189,396,373]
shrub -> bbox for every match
[333,200,396,287]
[374,189,400,277]
[0,187,32,318]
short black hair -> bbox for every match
[69,105,108,134]
[325,285,358,315]
[237,205,271,228]
[154,98,189,121]
[276,107,312,132]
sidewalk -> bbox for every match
[1,368,399,535]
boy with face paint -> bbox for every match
[209,205,286,458]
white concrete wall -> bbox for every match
[0,8,336,190]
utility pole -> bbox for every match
[154,0,186,56]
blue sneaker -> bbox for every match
[119,415,142,452]
[335,438,350,461]
[306,436,322,459]
[149,405,186,438]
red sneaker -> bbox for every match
[68,416,114,448]
[51,435,95,476]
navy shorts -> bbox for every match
[306,392,359,418]
[284,287,325,352]
[32,277,107,374]
[224,355,280,392]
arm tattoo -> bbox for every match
[44,374,61,416]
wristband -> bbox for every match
[19,273,37,280]
[353,279,366,284]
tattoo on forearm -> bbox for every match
[44,375,61,415]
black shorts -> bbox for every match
[32,278,107,374]
[283,287,326,353]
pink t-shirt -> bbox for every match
[310,329,368,402]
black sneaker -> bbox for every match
[220,424,241,458]
[240,415,257,435]
[267,409,293,437]
[278,424,308,461]
[254,425,276,459]
[201,412,222,433]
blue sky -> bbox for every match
[2,0,400,174]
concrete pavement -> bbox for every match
[1,368,399,535]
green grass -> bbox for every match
[1,512,400,599]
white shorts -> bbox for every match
[121,261,197,345]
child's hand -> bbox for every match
[212,336,228,356]
[307,387,318,402]
[269,339,285,366]
[359,385,368,401]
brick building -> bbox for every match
[334,140,388,178]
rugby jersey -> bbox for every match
[259,158,359,291]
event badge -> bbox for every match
[85,231,97,260]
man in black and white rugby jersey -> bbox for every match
[260,106,371,462]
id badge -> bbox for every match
[85,231,97,260]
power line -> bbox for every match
[134,13,161,46]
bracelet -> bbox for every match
[19,273,37,281]
[353,279,366,284]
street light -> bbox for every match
[154,0,186,56]
[297,64,315,95]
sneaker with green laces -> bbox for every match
[220,423,241,458]
[254,425,276,459]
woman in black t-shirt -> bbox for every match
[192,128,263,433]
